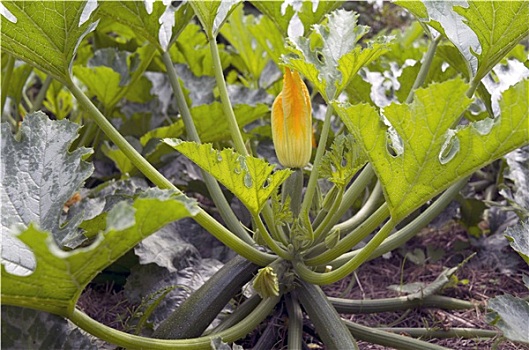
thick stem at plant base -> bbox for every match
[405,35,442,104]
[304,203,390,266]
[295,218,397,285]
[329,178,468,268]
[69,295,280,350]
[153,255,259,339]
[68,81,275,266]
[285,294,304,350]
[300,104,334,218]
[162,51,253,245]
[296,280,359,349]
[342,319,450,350]
[330,294,476,314]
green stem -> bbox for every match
[162,51,253,245]
[206,295,262,335]
[295,218,396,285]
[342,319,450,350]
[330,178,467,267]
[466,76,481,98]
[330,295,477,314]
[1,54,15,117]
[312,188,343,242]
[334,180,383,233]
[300,104,334,217]
[283,168,304,217]
[378,327,498,339]
[253,214,292,260]
[69,296,280,349]
[405,35,441,104]
[285,294,304,350]
[327,164,376,228]
[69,80,275,266]
[305,203,390,266]
[209,36,247,156]
[30,75,53,112]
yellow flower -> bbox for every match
[271,68,312,168]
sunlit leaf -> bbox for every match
[333,78,529,220]
[164,140,292,214]
[0,1,98,83]
[190,0,241,38]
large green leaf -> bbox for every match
[397,1,529,82]
[1,112,93,256]
[0,1,98,83]
[164,140,292,214]
[96,1,194,51]
[1,189,198,316]
[284,9,390,100]
[333,78,529,220]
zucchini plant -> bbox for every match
[1,1,528,349]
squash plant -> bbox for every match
[1,1,529,349]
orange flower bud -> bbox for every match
[271,68,312,168]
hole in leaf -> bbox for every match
[439,130,460,165]
[0,3,17,23]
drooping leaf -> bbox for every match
[284,9,390,100]
[164,140,292,214]
[1,189,199,316]
[333,78,529,220]
[1,112,93,262]
[505,221,529,265]
[1,306,97,349]
[488,294,529,344]
[0,1,98,83]
[97,1,194,51]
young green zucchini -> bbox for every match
[153,255,259,339]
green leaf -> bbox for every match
[42,79,74,120]
[1,189,198,316]
[97,1,194,51]
[247,15,287,67]
[220,6,269,81]
[320,134,367,187]
[164,140,292,214]
[333,78,529,220]
[5,62,32,106]
[284,9,390,100]
[0,1,98,83]
[1,112,93,250]
[454,1,529,82]
[74,65,122,108]
[251,1,343,36]
[505,220,529,265]
[190,0,241,38]
[488,294,529,344]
